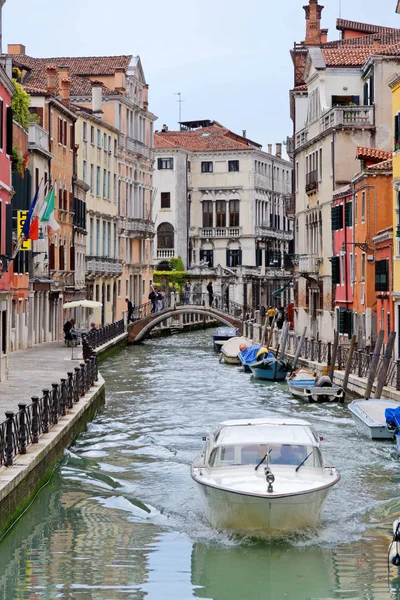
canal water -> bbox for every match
[1,330,400,599]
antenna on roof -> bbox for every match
[174,92,184,129]
[338,0,341,18]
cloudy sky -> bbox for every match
[3,0,399,150]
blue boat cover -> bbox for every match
[238,345,262,365]
[385,407,400,428]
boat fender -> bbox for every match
[315,375,333,388]
[389,519,400,566]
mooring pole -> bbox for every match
[343,334,356,394]
[329,330,339,381]
[365,330,384,399]
[374,331,396,399]
[292,327,307,371]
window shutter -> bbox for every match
[265,249,270,267]
[395,115,399,149]
[226,249,230,267]
[0,100,4,151]
[157,158,162,169]
[345,202,352,227]
[5,203,12,257]
[363,82,369,106]
[63,121,67,146]
[6,107,12,155]
[338,309,346,334]
[370,74,374,105]
[200,250,205,262]
[331,256,340,284]
[238,249,242,265]
[375,260,381,291]
[331,206,338,230]
[256,248,262,267]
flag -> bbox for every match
[40,188,60,231]
[29,183,49,240]
[21,185,40,239]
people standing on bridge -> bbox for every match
[207,281,214,307]
[184,280,191,305]
[126,297,135,323]
[149,286,157,313]
[260,305,266,324]
[276,306,284,330]
[267,306,275,327]
[157,290,164,312]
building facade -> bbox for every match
[153,121,293,309]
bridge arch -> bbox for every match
[129,306,242,343]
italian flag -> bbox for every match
[39,187,60,233]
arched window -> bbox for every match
[157,222,174,249]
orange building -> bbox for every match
[351,148,393,345]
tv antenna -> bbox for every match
[174,92,184,128]
[338,0,341,18]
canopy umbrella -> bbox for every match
[63,299,103,309]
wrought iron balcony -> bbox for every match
[306,170,318,194]
[199,227,241,239]
[256,225,293,241]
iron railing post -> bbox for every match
[31,396,39,443]
[5,411,14,467]
[18,403,27,454]
[42,389,50,433]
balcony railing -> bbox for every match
[86,256,123,275]
[156,249,175,259]
[199,227,241,238]
[126,136,149,159]
[256,225,293,241]
[320,105,374,132]
[118,217,154,237]
[285,195,295,216]
[28,123,50,154]
[298,255,320,274]
[306,170,318,194]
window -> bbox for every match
[90,164,94,194]
[331,256,340,285]
[338,308,353,336]
[216,200,226,227]
[256,248,263,267]
[107,171,111,200]
[229,200,239,227]
[160,192,171,209]
[96,219,100,255]
[157,157,173,170]
[201,161,213,173]
[89,217,94,255]
[202,201,213,228]
[345,201,352,227]
[103,133,107,151]
[375,259,389,292]
[361,191,365,222]
[83,122,87,141]
[331,205,343,230]
[361,253,366,282]
[226,249,242,268]
[331,95,360,107]
[157,222,174,249]
[228,160,239,172]
[108,135,111,152]
[200,249,213,267]
[103,168,107,198]
[340,254,345,285]
[83,160,87,183]
[96,166,100,196]
[97,129,101,147]
[102,221,106,255]
[70,124,74,150]
[90,126,94,144]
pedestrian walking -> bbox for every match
[276,306,284,330]
[260,305,266,324]
[63,318,75,347]
[207,281,214,307]
[157,290,164,312]
[149,286,157,313]
[184,280,191,305]
[125,296,135,323]
[267,306,275,327]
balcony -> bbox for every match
[126,136,149,159]
[285,195,295,217]
[298,255,320,274]
[86,256,123,276]
[156,249,175,259]
[118,217,155,238]
[320,105,374,132]
[28,123,51,156]
[306,170,318,194]
[256,225,293,241]
[199,227,241,239]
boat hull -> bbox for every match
[348,399,399,440]
[250,361,290,382]
[289,384,345,403]
[222,355,240,365]
[194,479,332,535]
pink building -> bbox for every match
[332,186,353,337]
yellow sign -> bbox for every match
[17,210,31,250]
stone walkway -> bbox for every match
[0,341,84,416]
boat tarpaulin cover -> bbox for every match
[385,407,400,429]
[238,345,262,365]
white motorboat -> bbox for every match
[191,418,340,536]
[348,398,400,440]
[288,368,345,403]
[220,336,252,365]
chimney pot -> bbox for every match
[7,43,26,55]
[60,77,72,106]
[161,124,168,132]
[242,130,246,138]
[91,81,103,117]
[320,28,328,44]
[46,65,58,95]
[268,144,273,154]
[303,0,324,46]
[276,143,282,159]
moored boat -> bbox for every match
[191,418,340,536]
[213,327,238,352]
[238,344,262,372]
[220,336,252,365]
[288,368,345,403]
[249,348,292,382]
[385,406,400,453]
[348,399,400,439]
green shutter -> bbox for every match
[345,202,352,227]
[331,256,340,284]
[338,309,346,334]
[331,206,337,230]
[375,260,381,291]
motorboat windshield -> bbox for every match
[208,443,323,469]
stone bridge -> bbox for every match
[128,304,244,343]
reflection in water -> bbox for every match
[0,330,399,599]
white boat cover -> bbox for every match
[215,422,318,447]
[221,336,252,359]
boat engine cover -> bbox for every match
[315,376,333,388]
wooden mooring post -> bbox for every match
[292,327,307,371]
[342,334,356,394]
[329,331,339,381]
[374,331,396,399]
[365,330,384,399]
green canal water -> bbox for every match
[1,330,400,599]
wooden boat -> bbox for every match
[212,327,238,352]
[191,418,340,536]
[386,406,400,454]
[220,336,252,365]
[288,368,345,403]
[348,399,400,439]
[249,347,292,382]
[238,344,263,372]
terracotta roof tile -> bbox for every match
[366,158,392,171]
[154,125,255,152]
[336,19,399,35]
[357,147,393,161]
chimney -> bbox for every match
[276,143,282,159]
[58,65,69,81]
[114,67,126,92]
[7,43,25,55]
[268,144,273,154]
[143,84,149,110]
[320,28,328,44]
[161,124,168,132]
[46,65,58,95]
[242,130,246,138]
[303,0,324,46]
[59,77,72,106]
[91,81,103,118]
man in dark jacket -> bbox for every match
[126,297,135,322]
[207,281,214,307]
